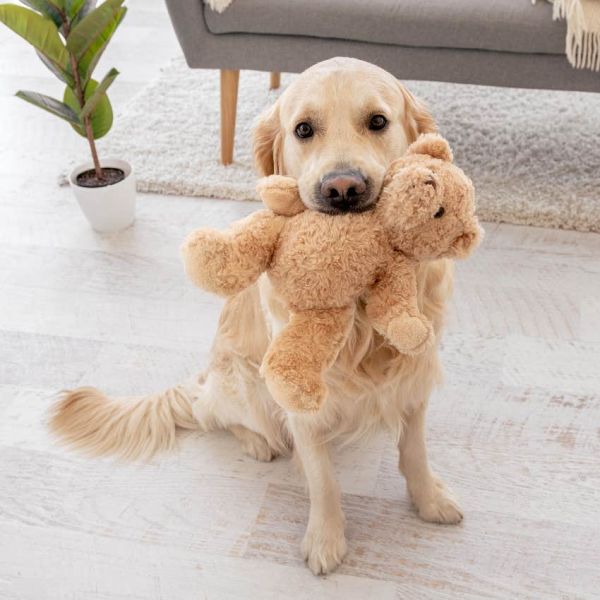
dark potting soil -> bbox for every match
[76,167,125,188]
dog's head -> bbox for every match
[253,57,436,215]
[378,134,483,261]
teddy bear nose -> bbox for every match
[320,171,367,206]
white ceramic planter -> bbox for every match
[69,158,136,233]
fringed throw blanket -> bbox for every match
[204,0,234,13]
[549,0,600,70]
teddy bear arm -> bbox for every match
[257,175,306,217]
[182,209,284,297]
[367,257,419,325]
[366,257,434,356]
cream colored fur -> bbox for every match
[182,134,482,413]
[50,58,462,575]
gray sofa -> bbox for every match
[165,0,600,163]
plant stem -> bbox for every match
[64,18,104,180]
[83,115,103,179]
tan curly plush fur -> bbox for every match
[182,134,483,412]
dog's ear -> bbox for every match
[397,82,437,143]
[253,102,283,176]
[407,133,453,162]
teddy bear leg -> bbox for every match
[386,313,434,356]
[261,307,355,412]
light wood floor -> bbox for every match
[1,2,600,599]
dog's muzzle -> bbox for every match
[314,169,374,214]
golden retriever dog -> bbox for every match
[51,57,462,575]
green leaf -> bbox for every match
[66,0,123,60]
[64,78,113,139]
[36,49,74,86]
[65,0,86,19]
[0,4,69,72]
[18,0,63,28]
[78,5,124,85]
[80,67,117,118]
[73,0,95,24]
[16,89,81,125]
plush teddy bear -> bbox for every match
[182,134,482,412]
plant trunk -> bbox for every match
[67,34,104,181]
[84,116,103,180]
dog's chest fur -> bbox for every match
[268,210,388,311]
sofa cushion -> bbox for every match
[203,0,566,56]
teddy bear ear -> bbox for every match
[256,175,306,216]
[407,133,453,162]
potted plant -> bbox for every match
[0,0,135,233]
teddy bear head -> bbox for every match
[377,134,483,261]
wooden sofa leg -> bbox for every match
[220,69,239,165]
[270,71,281,90]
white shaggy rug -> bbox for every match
[87,57,600,232]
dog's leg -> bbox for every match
[290,417,347,575]
[191,364,284,461]
[229,424,276,462]
[398,403,463,524]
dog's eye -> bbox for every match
[295,122,314,139]
[368,114,388,131]
[433,206,445,219]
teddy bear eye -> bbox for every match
[433,206,445,219]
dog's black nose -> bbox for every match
[320,170,367,209]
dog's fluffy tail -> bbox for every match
[49,382,199,460]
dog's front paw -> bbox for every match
[302,520,347,575]
[412,477,463,525]
[387,314,434,355]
